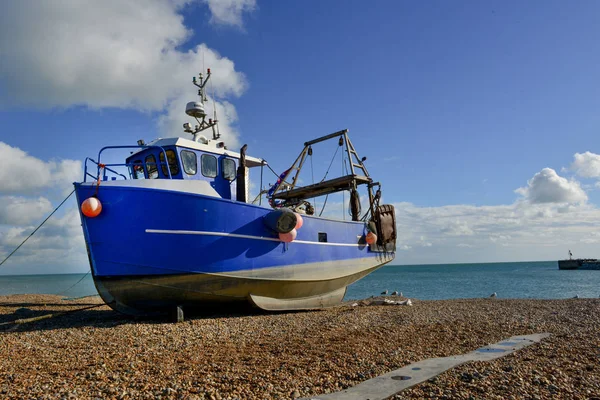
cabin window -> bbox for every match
[222,158,236,181]
[181,150,197,175]
[318,232,328,243]
[132,160,145,179]
[159,150,180,177]
[201,154,217,178]
[145,155,158,179]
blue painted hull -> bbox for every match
[74,182,394,314]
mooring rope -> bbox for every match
[0,189,75,267]
[0,303,104,328]
[55,270,92,297]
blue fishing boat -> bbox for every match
[74,69,396,316]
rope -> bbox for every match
[320,143,341,183]
[264,162,282,179]
[0,189,75,267]
[0,304,104,328]
[55,270,91,297]
[316,142,344,217]
[94,164,105,197]
[342,154,346,220]
[259,162,264,205]
[319,194,329,217]
[310,150,317,212]
[61,294,99,301]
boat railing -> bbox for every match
[83,145,173,182]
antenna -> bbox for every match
[210,77,221,141]
[183,68,220,142]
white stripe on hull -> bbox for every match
[145,228,362,247]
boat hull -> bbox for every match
[92,262,384,315]
[75,181,395,315]
[558,259,600,270]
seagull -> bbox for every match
[573,294,580,299]
[381,290,388,295]
[490,292,497,298]
[391,291,399,296]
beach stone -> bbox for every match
[2,294,600,400]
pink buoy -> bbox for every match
[365,231,377,245]
[279,229,297,243]
[294,213,304,230]
[81,197,102,218]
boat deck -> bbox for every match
[271,174,371,201]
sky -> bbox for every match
[1,0,600,274]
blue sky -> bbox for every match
[2,0,600,274]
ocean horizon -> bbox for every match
[1,260,598,301]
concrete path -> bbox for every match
[301,333,550,400]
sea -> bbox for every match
[0,261,598,301]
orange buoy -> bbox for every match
[81,197,102,218]
[294,213,304,230]
[279,228,297,243]
[365,231,377,245]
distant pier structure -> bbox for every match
[558,250,600,270]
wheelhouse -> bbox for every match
[125,137,264,201]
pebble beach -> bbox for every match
[1,294,599,399]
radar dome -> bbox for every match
[186,101,206,118]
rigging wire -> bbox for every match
[309,146,317,212]
[320,142,342,183]
[265,162,283,179]
[260,161,287,205]
[317,141,344,216]
[318,194,329,217]
[55,270,91,297]
[342,152,345,221]
[259,162,264,205]
[0,189,75,267]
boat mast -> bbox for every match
[183,69,221,142]
[269,129,378,221]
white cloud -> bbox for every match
[580,232,600,244]
[0,1,250,144]
[489,234,511,243]
[204,0,256,27]
[394,199,600,264]
[0,142,81,195]
[515,168,587,204]
[392,167,600,264]
[0,196,53,226]
[440,220,474,236]
[0,207,87,275]
[570,151,600,179]
[0,147,85,274]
